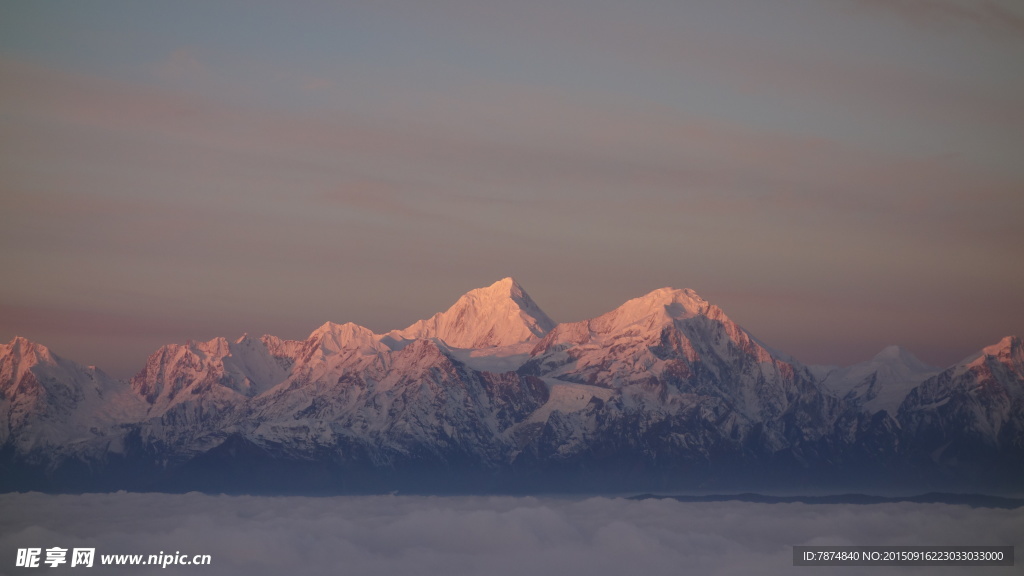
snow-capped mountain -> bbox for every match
[386,277,555,349]
[1,279,1021,493]
[243,337,548,467]
[132,334,292,410]
[517,287,835,463]
[0,337,144,455]
[898,336,1024,472]
[815,346,941,416]
[126,333,299,453]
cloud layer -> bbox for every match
[2,493,1021,576]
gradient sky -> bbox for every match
[2,0,1022,378]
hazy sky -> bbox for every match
[2,1,1023,378]
[3,493,1021,575]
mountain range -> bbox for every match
[2,278,1022,494]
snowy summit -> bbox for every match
[388,277,556,349]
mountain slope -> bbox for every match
[517,287,837,465]
[242,338,549,467]
[898,336,1024,473]
[0,337,144,455]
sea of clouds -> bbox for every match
[1,492,1019,575]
